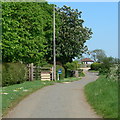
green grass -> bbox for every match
[2,80,55,116]
[88,69,99,73]
[57,77,82,83]
[84,75,118,118]
[2,77,82,116]
[79,72,85,77]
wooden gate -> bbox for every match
[27,63,53,81]
[41,67,52,81]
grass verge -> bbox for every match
[2,77,82,116]
[57,77,82,83]
[2,80,54,116]
[84,75,118,118]
[88,69,99,73]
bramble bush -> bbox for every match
[99,57,114,75]
[107,65,118,81]
[2,63,27,86]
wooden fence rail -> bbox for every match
[27,63,53,81]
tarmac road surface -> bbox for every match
[5,71,101,118]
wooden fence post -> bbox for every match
[30,63,33,81]
[52,67,54,81]
[28,64,30,81]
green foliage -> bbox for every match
[65,61,80,70]
[107,64,118,81]
[2,63,27,86]
[2,2,53,63]
[99,57,114,75]
[2,2,92,65]
[78,69,85,77]
[90,62,102,71]
[56,65,65,80]
[64,61,80,77]
[42,63,53,68]
[90,49,107,62]
[85,75,118,118]
[65,61,78,71]
[54,5,93,64]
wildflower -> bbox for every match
[18,87,24,90]
[13,90,18,92]
[15,87,24,90]
[23,89,28,92]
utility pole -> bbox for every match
[53,5,56,81]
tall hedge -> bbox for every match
[2,63,27,86]
[2,2,53,64]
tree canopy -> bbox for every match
[2,2,53,64]
[55,5,92,64]
[90,49,107,62]
[2,3,92,65]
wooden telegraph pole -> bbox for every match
[53,5,56,81]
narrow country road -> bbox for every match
[5,71,101,118]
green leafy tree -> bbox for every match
[55,5,93,65]
[91,49,107,62]
[2,3,93,65]
[44,4,61,64]
[2,2,53,64]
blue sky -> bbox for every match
[49,2,118,58]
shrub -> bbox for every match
[2,63,27,86]
[56,65,65,80]
[42,64,53,68]
[107,65,118,81]
[65,61,80,71]
[99,57,114,75]
[90,63,102,71]
[65,61,80,77]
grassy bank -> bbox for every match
[84,75,118,118]
[57,77,82,83]
[2,77,82,116]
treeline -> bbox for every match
[2,2,92,86]
[2,2,92,65]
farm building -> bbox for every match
[81,58,94,64]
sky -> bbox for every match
[48,2,118,58]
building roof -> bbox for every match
[81,58,94,62]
